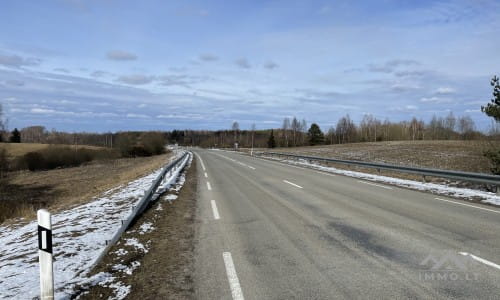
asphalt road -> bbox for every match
[193,149,500,299]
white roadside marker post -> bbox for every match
[38,209,54,300]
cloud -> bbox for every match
[126,113,148,118]
[53,68,70,73]
[390,105,418,112]
[5,79,25,86]
[420,96,452,103]
[235,58,251,69]
[264,61,279,70]
[199,54,218,62]
[0,54,41,68]
[368,59,420,73]
[394,70,428,77]
[156,113,203,119]
[435,87,455,95]
[106,50,138,61]
[390,83,420,92]
[157,74,208,87]
[90,70,112,78]
[117,74,154,85]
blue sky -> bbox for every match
[0,0,499,132]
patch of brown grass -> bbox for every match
[0,153,172,224]
[0,142,105,160]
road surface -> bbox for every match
[193,149,500,299]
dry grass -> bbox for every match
[268,140,500,173]
[0,153,172,224]
[0,142,105,160]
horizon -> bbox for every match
[1,0,499,133]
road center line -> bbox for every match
[357,180,393,190]
[207,181,212,191]
[459,252,500,270]
[211,200,220,220]
[223,252,245,300]
[435,197,500,214]
[204,172,208,178]
[283,180,303,189]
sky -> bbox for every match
[0,0,499,132]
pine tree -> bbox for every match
[307,123,324,145]
[9,128,21,143]
[482,76,500,122]
[267,130,276,148]
[482,75,500,174]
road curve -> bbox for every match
[193,149,500,299]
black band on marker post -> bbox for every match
[38,225,53,254]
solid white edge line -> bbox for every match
[283,180,303,189]
[207,181,212,191]
[357,180,393,190]
[223,252,245,300]
[211,200,220,220]
[435,197,500,214]
[459,252,500,270]
[196,153,206,171]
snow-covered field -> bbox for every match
[265,156,500,206]
[0,152,190,299]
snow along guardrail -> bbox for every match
[90,151,191,270]
[257,152,500,189]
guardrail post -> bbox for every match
[37,209,54,300]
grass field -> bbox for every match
[0,142,105,160]
[266,140,499,174]
[0,152,172,224]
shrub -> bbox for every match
[0,148,8,177]
[22,152,46,171]
[18,146,118,171]
[484,149,500,175]
[115,131,166,157]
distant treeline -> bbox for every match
[167,113,498,148]
[7,112,498,150]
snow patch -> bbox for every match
[138,222,154,235]
[0,152,190,299]
[124,238,148,253]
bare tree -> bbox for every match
[0,103,6,142]
[458,115,475,139]
[231,121,240,145]
[250,123,256,154]
[445,112,456,139]
[291,117,300,146]
[282,117,290,147]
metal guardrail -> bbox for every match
[257,151,500,186]
[90,151,191,269]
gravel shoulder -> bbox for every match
[78,156,197,299]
